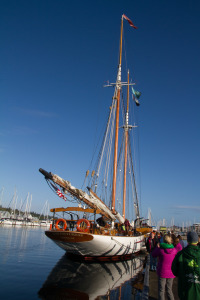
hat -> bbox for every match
[187,231,198,244]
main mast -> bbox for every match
[111,16,123,213]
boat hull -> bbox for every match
[45,230,144,260]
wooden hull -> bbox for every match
[45,230,144,261]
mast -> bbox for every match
[111,15,123,213]
[122,70,130,218]
[0,187,4,207]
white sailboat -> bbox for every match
[40,201,51,227]
[1,188,20,226]
[1,219,13,226]
[39,15,152,261]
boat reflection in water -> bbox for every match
[38,254,145,300]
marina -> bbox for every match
[0,219,51,227]
[1,2,200,300]
[0,192,52,228]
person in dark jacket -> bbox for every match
[146,233,157,270]
[152,233,177,300]
[172,231,200,300]
[177,234,185,249]
[146,233,153,253]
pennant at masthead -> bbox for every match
[122,14,138,29]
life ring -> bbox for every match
[55,218,67,230]
[76,219,90,233]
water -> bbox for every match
[0,226,145,300]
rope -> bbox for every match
[104,101,116,187]
[127,133,140,218]
[91,99,115,191]
[46,179,77,204]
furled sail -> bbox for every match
[39,168,125,223]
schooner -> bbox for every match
[39,14,152,261]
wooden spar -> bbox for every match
[41,170,112,220]
[122,70,129,218]
[111,16,123,213]
[88,188,112,214]
[52,175,110,219]
[50,207,101,214]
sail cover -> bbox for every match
[52,173,125,223]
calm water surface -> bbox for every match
[0,226,145,300]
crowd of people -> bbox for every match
[145,231,200,300]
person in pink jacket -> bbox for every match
[152,233,177,300]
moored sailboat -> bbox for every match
[39,15,152,261]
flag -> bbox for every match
[50,182,67,201]
[122,14,137,29]
[132,87,141,106]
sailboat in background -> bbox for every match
[39,15,152,261]
[0,191,49,227]
[147,208,157,231]
[40,200,52,227]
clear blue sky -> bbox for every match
[1,0,200,227]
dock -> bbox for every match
[148,270,179,299]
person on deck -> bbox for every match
[171,231,200,300]
[96,216,107,227]
[152,233,177,300]
[124,219,130,235]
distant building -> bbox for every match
[159,226,167,233]
[193,223,200,233]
